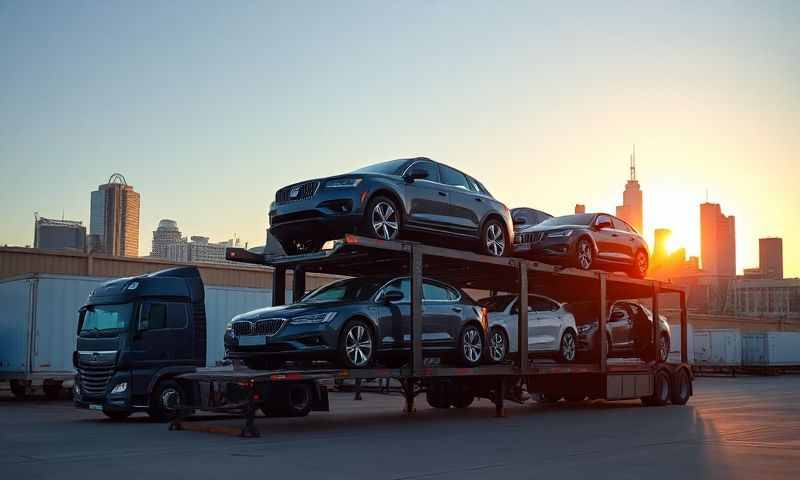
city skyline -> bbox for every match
[1,2,798,276]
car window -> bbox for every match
[383,278,411,301]
[595,214,613,228]
[408,161,440,183]
[529,295,559,312]
[479,295,515,312]
[612,217,633,232]
[423,281,451,301]
[626,303,644,318]
[439,165,471,190]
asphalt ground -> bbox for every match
[1,375,799,480]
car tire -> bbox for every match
[574,237,594,270]
[103,411,131,421]
[631,249,649,279]
[480,218,508,257]
[457,324,484,367]
[363,196,401,241]
[557,330,577,363]
[148,379,185,422]
[671,369,691,405]
[488,327,509,363]
[641,370,671,406]
[337,319,375,369]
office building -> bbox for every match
[89,173,140,256]
[700,202,736,276]
[33,216,86,252]
[615,146,643,233]
[165,235,241,265]
[574,204,586,214]
[759,237,783,279]
[652,228,671,264]
[150,219,182,259]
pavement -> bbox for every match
[1,375,799,480]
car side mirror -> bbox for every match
[513,217,526,226]
[404,168,428,183]
[382,290,405,303]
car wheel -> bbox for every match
[557,330,577,363]
[148,379,185,422]
[457,324,484,367]
[671,369,691,405]
[103,411,131,421]
[641,370,671,406]
[481,219,507,257]
[364,196,400,241]
[338,319,375,369]
[575,237,594,270]
[631,249,649,278]
[488,327,509,363]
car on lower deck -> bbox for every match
[224,276,488,369]
[478,294,578,363]
[268,157,513,257]
[567,300,671,363]
[513,212,650,278]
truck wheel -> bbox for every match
[452,383,475,408]
[642,370,671,406]
[671,369,691,405]
[426,389,450,409]
[43,382,63,401]
[148,379,185,422]
[267,383,313,417]
[104,411,131,421]
[9,380,29,400]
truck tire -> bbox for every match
[43,382,63,401]
[148,379,185,422]
[641,370,671,406]
[265,383,313,417]
[671,368,691,405]
[9,380,29,400]
[104,411,131,421]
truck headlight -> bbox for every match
[110,382,127,394]
[291,312,337,324]
[546,229,573,238]
[325,178,362,188]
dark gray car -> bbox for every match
[224,276,488,369]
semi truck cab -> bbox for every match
[73,267,206,421]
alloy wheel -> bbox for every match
[577,240,593,270]
[462,328,483,364]
[485,223,505,256]
[489,329,507,362]
[561,331,576,362]
[371,201,399,240]
[345,325,373,367]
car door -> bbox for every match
[608,303,634,353]
[376,279,451,348]
[438,165,484,236]
[528,295,562,351]
[402,160,451,230]
[612,217,637,263]
[593,214,618,261]
[421,280,463,347]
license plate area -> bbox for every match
[89,404,103,411]
[238,335,267,346]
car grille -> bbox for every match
[516,231,545,244]
[232,319,286,337]
[77,361,115,398]
[275,181,320,204]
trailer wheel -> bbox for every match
[267,383,313,417]
[43,382,63,401]
[452,383,475,408]
[425,384,450,409]
[148,379,185,422]
[9,380,29,400]
[103,411,131,421]
[671,368,691,405]
[642,370,671,406]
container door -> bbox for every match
[693,331,711,364]
[0,279,34,376]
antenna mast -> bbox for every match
[629,144,636,181]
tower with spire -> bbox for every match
[615,146,644,233]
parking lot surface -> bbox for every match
[2,376,799,480]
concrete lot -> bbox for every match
[1,376,799,480]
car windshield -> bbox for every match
[79,303,133,336]
[478,295,516,312]
[538,214,594,227]
[352,159,410,176]
[300,278,386,303]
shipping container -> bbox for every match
[693,329,742,366]
[668,324,694,364]
[0,274,278,391]
[742,332,800,366]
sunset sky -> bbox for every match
[1,1,798,276]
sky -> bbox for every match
[1,1,798,276]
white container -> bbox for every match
[693,328,742,366]
[668,324,694,364]
[742,332,800,366]
[0,274,276,386]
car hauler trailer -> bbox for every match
[169,235,692,437]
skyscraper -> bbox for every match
[700,202,736,276]
[89,173,140,256]
[615,146,643,233]
[652,228,671,263]
[759,237,783,279]
[34,216,86,252]
[150,219,182,258]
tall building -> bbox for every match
[615,146,643,233]
[700,202,736,276]
[150,219,182,258]
[652,228,671,263]
[758,237,783,279]
[574,204,586,214]
[33,216,86,252]
[89,173,140,256]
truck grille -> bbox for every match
[77,362,115,398]
[275,181,319,204]
[516,231,545,244]
[232,318,286,337]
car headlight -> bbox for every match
[291,312,337,324]
[325,178,362,188]
[546,229,573,238]
[110,382,127,394]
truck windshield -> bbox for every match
[79,303,133,336]
[300,278,385,303]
